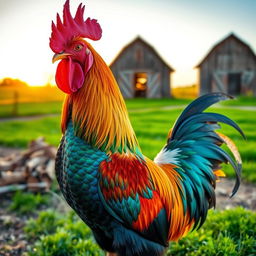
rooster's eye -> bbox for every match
[74,44,83,51]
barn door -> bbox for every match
[228,73,241,95]
[119,71,134,98]
[212,71,226,92]
[147,72,161,98]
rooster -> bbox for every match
[50,1,244,256]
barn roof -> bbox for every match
[110,36,175,72]
[195,33,256,68]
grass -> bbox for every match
[125,98,190,109]
[25,210,103,256]
[0,98,190,118]
[9,191,50,215]
[167,207,256,255]
[0,116,61,147]
[0,101,63,118]
[24,207,256,256]
[0,96,256,118]
[1,96,255,255]
[0,105,255,183]
[221,95,256,106]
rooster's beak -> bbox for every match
[52,52,71,64]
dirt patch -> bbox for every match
[215,179,256,211]
[0,195,28,256]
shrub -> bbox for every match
[167,208,256,256]
[8,191,49,215]
[25,210,103,256]
[25,207,256,256]
[28,230,102,256]
[25,210,65,239]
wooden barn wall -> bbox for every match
[162,66,171,96]
[110,41,171,98]
[199,38,256,96]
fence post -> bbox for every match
[12,91,19,116]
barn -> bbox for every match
[110,37,174,98]
[196,33,256,96]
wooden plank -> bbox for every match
[242,70,255,89]
[119,71,134,98]
[147,72,161,98]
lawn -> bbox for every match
[0,101,63,118]
[221,95,256,106]
[0,103,255,183]
[0,98,190,118]
[1,95,256,118]
[1,98,256,255]
[25,207,256,255]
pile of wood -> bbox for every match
[0,138,56,194]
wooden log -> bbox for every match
[26,176,41,192]
[0,137,56,191]
[45,159,55,179]
[0,170,27,186]
[0,155,24,172]
[0,182,48,194]
[26,156,48,170]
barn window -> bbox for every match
[228,73,241,95]
[134,73,147,97]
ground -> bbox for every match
[0,195,29,256]
[0,96,256,255]
[0,146,255,256]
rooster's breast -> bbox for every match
[55,122,111,229]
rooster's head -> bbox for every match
[50,0,102,94]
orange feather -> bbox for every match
[61,41,138,153]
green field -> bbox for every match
[221,95,256,106]
[0,101,63,118]
[0,101,255,183]
[0,98,191,118]
[1,98,256,255]
[1,96,256,118]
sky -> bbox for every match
[0,0,255,87]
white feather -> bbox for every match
[154,147,181,165]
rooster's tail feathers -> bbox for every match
[154,93,245,230]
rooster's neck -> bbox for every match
[61,45,139,154]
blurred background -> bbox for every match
[0,0,255,255]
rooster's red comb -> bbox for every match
[50,0,102,53]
